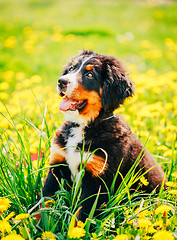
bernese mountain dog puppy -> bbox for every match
[43,50,166,222]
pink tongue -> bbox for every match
[59,97,77,111]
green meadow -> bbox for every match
[0,0,177,239]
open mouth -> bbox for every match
[59,96,87,112]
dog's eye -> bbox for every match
[87,73,93,78]
[68,66,74,72]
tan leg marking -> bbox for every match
[49,130,66,165]
[85,154,107,177]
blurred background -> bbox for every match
[0,0,177,156]
[0,0,177,84]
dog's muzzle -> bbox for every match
[58,78,69,91]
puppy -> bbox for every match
[43,50,166,222]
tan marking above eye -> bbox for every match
[74,60,78,66]
[86,64,94,71]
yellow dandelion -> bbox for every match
[0,220,12,233]
[171,172,177,178]
[15,213,30,221]
[137,218,152,229]
[68,226,86,239]
[153,10,164,19]
[127,219,135,225]
[4,36,16,48]
[166,181,176,187]
[0,92,8,100]
[147,226,156,234]
[0,198,11,212]
[113,234,129,240]
[45,200,55,207]
[155,205,173,215]
[134,207,148,217]
[168,189,177,195]
[91,232,99,240]
[140,176,149,186]
[41,231,56,240]
[153,230,174,240]
[77,221,85,228]
[16,72,26,80]
[5,211,15,221]
[144,236,152,240]
[1,233,25,240]
[0,82,9,90]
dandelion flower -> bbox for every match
[4,36,16,48]
[134,207,148,217]
[137,218,152,229]
[5,211,15,221]
[113,234,129,240]
[45,200,55,207]
[171,172,177,178]
[41,231,56,240]
[155,205,173,215]
[68,226,86,239]
[147,226,156,234]
[140,176,149,186]
[0,220,12,233]
[0,198,11,212]
[1,233,25,240]
[153,230,174,240]
[91,233,98,240]
[166,181,176,187]
[0,82,9,90]
[15,213,30,221]
[77,221,85,228]
[168,189,177,195]
[127,219,134,225]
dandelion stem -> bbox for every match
[23,222,32,240]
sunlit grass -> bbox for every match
[0,0,177,239]
[0,111,176,239]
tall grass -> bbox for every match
[0,103,176,239]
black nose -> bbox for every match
[58,78,68,89]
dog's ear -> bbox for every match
[101,57,134,111]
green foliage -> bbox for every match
[0,0,177,239]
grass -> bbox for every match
[0,0,177,239]
[0,116,176,239]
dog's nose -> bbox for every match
[58,78,68,89]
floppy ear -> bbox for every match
[101,58,134,111]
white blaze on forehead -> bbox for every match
[59,55,94,98]
[77,54,94,71]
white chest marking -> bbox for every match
[66,125,86,180]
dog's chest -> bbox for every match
[65,125,84,179]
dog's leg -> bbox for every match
[138,150,167,192]
[43,163,72,197]
[43,128,71,196]
[75,153,108,222]
[76,171,108,223]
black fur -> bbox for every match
[101,57,134,111]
